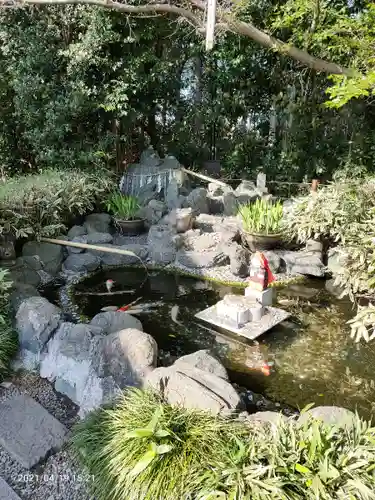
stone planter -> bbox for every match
[115,218,145,236]
[242,232,282,252]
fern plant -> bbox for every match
[238,199,283,235]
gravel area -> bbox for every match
[0,447,92,500]
[0,374,90,500]
[3,372,79,428]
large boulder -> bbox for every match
[246,411,288,427]
[40,322,99,406]
[147,225,177,265]
[281,250,325,277]
[91,328,157,387]
[84,213,111,234]
[67,235,87,254]
[10,256,42,288]
[223,192,239,216]
[163,208,194,233]
[101,244,148,267]
[145,363,242,414]
[234,181,260,204]
[327,248,346,276]
[86,232,113,245]
[67,225,86,240]
[224,244,249,278]
[262,250,281,274]
[185,188,209,215]
[16,297,62,354]
[41,323,156,416]
[298,406,355,428]
[165,178,181,210]
[10,283,40,313]
[63,253,101,273]
[90,311,143,334]
[176,250,228,269]
[174,350,228,380]
[138,200,166,227]
[22,241,64,275]
[207,195,224,215]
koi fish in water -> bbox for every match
[170,305,182,326]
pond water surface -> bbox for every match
[73,268,375,419]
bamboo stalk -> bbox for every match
[181,167,228,187]
[40,237,143,259]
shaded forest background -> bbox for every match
[0,2,374,182]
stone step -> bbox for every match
[0,477,21,500]
[0,393,68,469]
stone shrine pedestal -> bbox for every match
[195,291,290,341]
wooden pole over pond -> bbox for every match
[181,167,229,187]
[40,237,145,264]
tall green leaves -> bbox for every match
[0,169,116,238]
[71,388,375,500]
[239,199,283,235]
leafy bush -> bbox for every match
[284,178,375,245]
[238,199,283,235]
[284,175,375,342]
[0,169,116,238]
[106,193,140,221]
[71,388,375,500]
[0,269,18,379]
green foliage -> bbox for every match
[284,177,375,245]
[72,387,375,500]
[0,269,18,380]
[239,199,283,235]
[0,4,374,180]
[284,174,375,342]
[106,193,140,221]
[0,169,116,238]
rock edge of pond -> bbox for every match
[8,211,353,429]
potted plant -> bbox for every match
[106,192,145,235]
[238,198,283,251]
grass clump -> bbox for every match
[238,199,283,235]
[106,192,140,221]
[71,388,375,500]
[0,168,116,238]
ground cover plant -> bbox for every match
[0,169,116,239]
[71,387,375,500]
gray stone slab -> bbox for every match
[0,394,68,469]
[0,478,21,500]
[195,305,290,340]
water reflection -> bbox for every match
[73,269,375,419]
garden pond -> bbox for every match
[72,267,375,419]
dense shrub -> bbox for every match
[0,269,18,379]
[71,388,375,500]
[0,169,116,238]
[284,174,375,341]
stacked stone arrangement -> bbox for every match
[0,149,353,499]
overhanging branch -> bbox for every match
[0,0,354,76]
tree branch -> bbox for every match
[0,0,203,27]
[0,0,354,76]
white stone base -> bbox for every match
[245,287,274,306]
[216,295,250,326]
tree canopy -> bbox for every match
[0,0,374,180]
